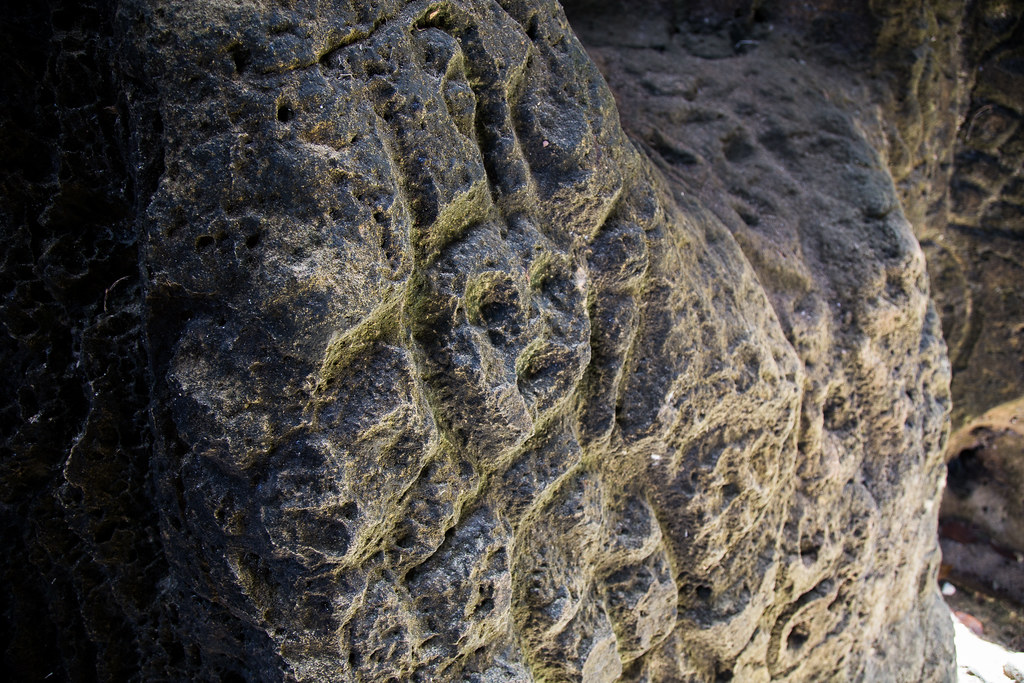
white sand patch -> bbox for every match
[952,611,1024,682]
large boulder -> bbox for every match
[2,0,963,680]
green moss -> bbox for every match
[515,337,549,380]
[464,270,518,325]
[528,250,570,291]
[416,178,492,263]
[316,294,401,390]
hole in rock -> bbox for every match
[277,102,294,122]
[526,14,540,41]
[946,446,988,498]
[405,563,427,585]
[736,205,760,226]
[395,530,416,550]
[473,584,496,616]
[229,45,251,74]
[800,541,820,564]
[787,625,809,651]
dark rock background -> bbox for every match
[0,0,1019,680]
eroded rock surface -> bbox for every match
[567,2,954,679]
[869,0,1024,639]
[924,1,1024,432]
[2,0,962,680]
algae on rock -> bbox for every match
[0,0,981,680]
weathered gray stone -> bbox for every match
[1,0,989,681]
[568,2,955,678]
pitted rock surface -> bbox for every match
[916,0,1024,432]
[0,0,967,681]
[567,3,954,679]
[140,2,814,678]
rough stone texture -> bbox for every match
[915,0,1024,432]
[0,0,976,681]
[940,398,1024,608]
[566,2,955,680]
[876,0,1024,635]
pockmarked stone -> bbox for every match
[0,0,967,680]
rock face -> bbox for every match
[0,0,968,681]
[923,1,1024,432]
[865,0,1024,632]
[565,2,955,679]
[940,398,1024,606]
